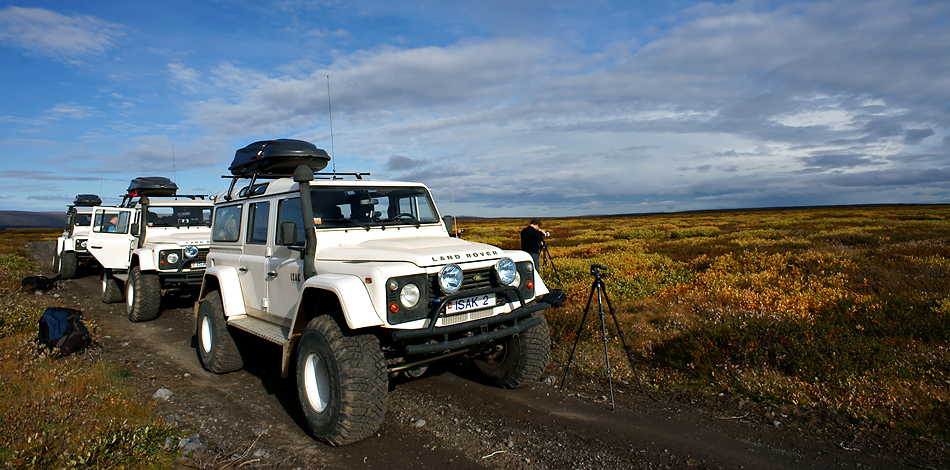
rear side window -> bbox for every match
[212,204,243,242]
[246,201,270,245]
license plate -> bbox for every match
[445,293,495,314]
[191,261,207,268]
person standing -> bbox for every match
[520,219,546,269]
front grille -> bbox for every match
[184,248,209,270]
[437,307,495,327]
[428,267,494,297]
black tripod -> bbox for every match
[539,243,562,284]
[560,264,642,410]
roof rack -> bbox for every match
[220,171,371,201]
[120,193,210,208]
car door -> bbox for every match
[239,200,271,316]
[267,197,305,321]
[86,207,137,270]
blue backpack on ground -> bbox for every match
[36,307,90,356]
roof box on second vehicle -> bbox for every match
[73,194,102,206]
[230,139,330,176]
[127,177,178,197]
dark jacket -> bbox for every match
[520,226,544,254]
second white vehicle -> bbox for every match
[87,177,212,321]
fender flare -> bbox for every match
[291,273,383,333]
[198,266,247,318]
[132,248,158,271]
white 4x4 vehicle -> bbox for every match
[53,194,101,279]
[87,177,212,322]
[196,139,551,445]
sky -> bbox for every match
[1,0,948,217]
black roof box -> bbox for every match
[230,139,330,176]
[73,194,102,206]
[127,176,178,197]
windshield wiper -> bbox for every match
[323,218,371,231]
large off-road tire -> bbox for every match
[473,311,551,388]
[126,266,161,322]
[51,251,61,275]
[100,269,124,303]
[296,316,388,446]
[196,291,243,374]
[60,251,78,279]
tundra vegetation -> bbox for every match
[0,205,948,467]
[463,205,950,439]
[0,229,177,469]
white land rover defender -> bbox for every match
[87,177,212,322]
[52,194,101,279]
[195,139,551,445]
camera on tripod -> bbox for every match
[590,263,609,277]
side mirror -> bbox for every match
[130,223,139,235]
[442,215,454,235]
[280,221,298,246]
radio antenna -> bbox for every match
[448,158,459,235]
[172,144,177,183]
[327,75,337,175]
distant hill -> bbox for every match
[0,211,64,230]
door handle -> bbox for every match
[267,271,277,277]
[238,267,248,272]
[90,246,102,249]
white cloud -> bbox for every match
[0,7,124,63]
[48,102,97,120]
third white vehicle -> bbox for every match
[53,194,101,279]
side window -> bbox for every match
[93,211,131,234]
[246,201,271,245]
[212,204,243,242]
[277,197,304,246]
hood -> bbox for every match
[144,230,210,247]
[317,236,505,267]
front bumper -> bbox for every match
[391,286,548,356]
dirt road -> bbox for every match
[30,242,946,469]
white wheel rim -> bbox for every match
[303,352,330,413]
[127,282,135,308]
[200,316,213,354]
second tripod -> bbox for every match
[539,243,562,284]
[560,264,641,410]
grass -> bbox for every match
[459,205,950,439]
[2,205,949,463]
[0,228,178,469]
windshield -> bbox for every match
[146,206,212,227]
[277,185,439,236]
[72,213,92,227]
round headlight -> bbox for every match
[438,264,463,293]
[400,283,421,309]
[184,245,199,258]
[495,257,517,286]
[166,252,180,264]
